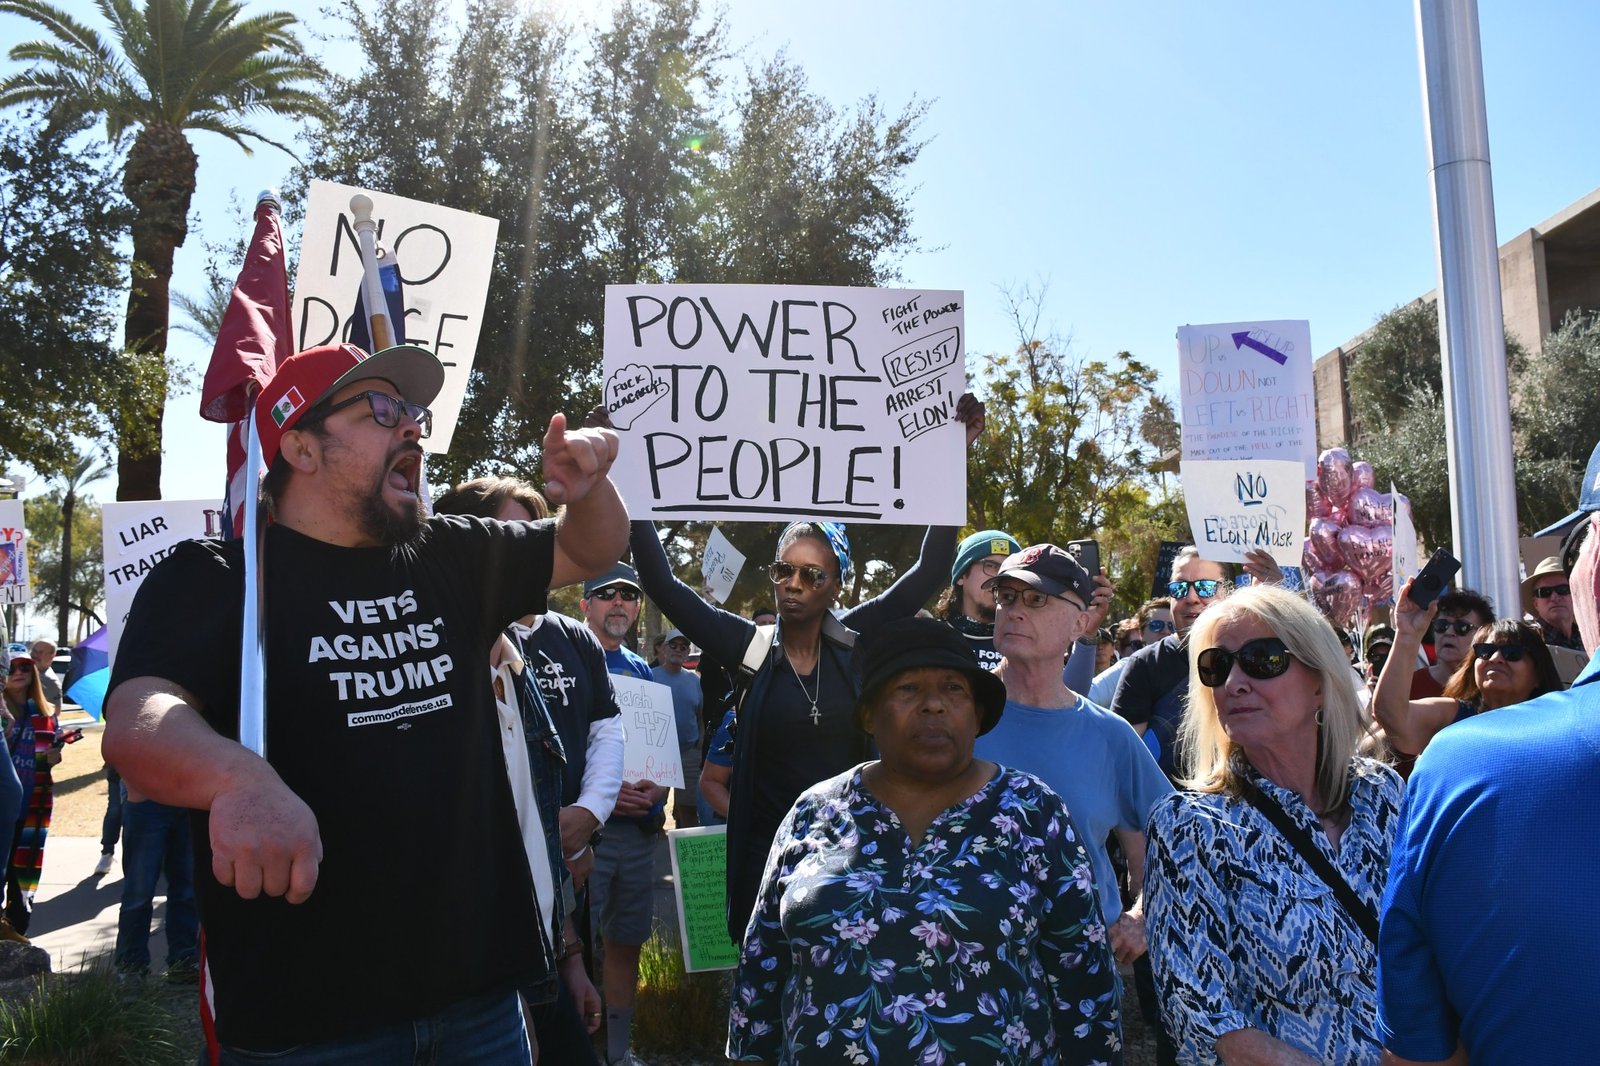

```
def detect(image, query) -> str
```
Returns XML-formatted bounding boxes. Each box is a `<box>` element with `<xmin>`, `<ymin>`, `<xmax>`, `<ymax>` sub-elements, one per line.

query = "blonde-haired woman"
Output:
<box><xmin>1143</xmin><ymin>584</ymin><xmax>1401</xmax><ymax>1066</ymax></box>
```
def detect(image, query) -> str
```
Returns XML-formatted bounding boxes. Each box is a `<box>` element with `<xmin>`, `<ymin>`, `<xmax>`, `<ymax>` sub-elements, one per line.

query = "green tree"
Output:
<box><xmin>967</xmin><ymin>286</ymin><xmax>1185</xmax><ymax>611</ymax></box>
<box><xmin>24</xmin><ymin>481</ymin><xmax>106</xmax><ymax>641</ymax></box>
<box><xmin>1511</xmin><ymin>310</ymin><xmax>1600</xmax><ymax>530</ymax></box>
<box><xmin>0</xmin><ymin>0</ymin><xmax>327</xmax><ymax>500</ymax></box>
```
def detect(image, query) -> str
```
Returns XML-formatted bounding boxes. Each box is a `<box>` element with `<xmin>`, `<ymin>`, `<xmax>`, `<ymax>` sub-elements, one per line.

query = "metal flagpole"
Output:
<box><xmin>238</xmin><ymin>406</ymin><xmax>268</xmax><ymax>756</ymax></box>
<box><xmin>1415</xmin><ymin>0</ymin><xmax>1522</xmax><ymax>613</ymax></box>
<box><xmin>350</xmin><ymin>194</ymin><xmax>396</xmax><ymax>351</ymax></box>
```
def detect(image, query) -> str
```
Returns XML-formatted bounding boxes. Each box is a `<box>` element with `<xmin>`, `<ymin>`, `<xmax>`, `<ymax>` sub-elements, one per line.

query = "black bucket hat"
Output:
<box><xmin>853</xmin><ymin>617</ymin><xmax>1007</xmax><ymax>734</ymax></box>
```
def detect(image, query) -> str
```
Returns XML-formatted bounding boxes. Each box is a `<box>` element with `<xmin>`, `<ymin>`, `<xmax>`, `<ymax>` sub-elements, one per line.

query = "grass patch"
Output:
<box><xmin>632</xmin><ymin>921</ymin><xmax>730</xmax><ymax>1056</ymax></box>
<box><xmin>0</xmin><ymin>964</ymin><xmax>187</xmax><ymax>1065</ymax></box>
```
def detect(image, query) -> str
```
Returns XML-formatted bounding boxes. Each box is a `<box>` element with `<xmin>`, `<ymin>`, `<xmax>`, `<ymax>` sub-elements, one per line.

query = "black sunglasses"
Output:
<box><xmin>1196</xmin><ymin>637</ymin><xmax>1298</xmax><ymax>687</ymax></box>
<box><xmin>589</xmin><ymin>586</ymin><xmax>640</xmax><ymax>602</ymax></box>
<box><xmin>7</xmin><ymin>662</ymin><xmax>30</xmax><ymax>675</ymax></box>
<box><xmin>768</xmin><ymin>561</ymin><xmax>830</xmax><ymax>589</ymax></box>
<box><xmin>1168</xmin><ymin>579</ymin><xmax>1221</xmax><ymax>600</ymax></box>
<box><xmin>1431</xmin><ymin>618</ymin><xmax>1476</xmax><ymax>636</ymax></box>
<box><xmin>1118</xmin><ymin>639</ymin><xmax>1144</xmax><ymax>654</ymax></box>
<box><xmin>314</xmin><ymin>390</ymin><xmax>433</xmax><ymax>438</ymax></box>
<box><xmin>1473</xmin><ymin>642</ymin><xmax>1528</xmax><ymax>663</ymax></box>
<box><xmin>1532</xmin><ymin>584</ymin><xmax>1571</xmax><ymax>600</ymax></box>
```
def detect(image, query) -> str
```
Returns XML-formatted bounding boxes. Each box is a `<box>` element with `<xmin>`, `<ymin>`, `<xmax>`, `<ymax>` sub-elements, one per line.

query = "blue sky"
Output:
<box><xmin>6</xmin><ymin>0</ymin><xmax>1600</xmax><ymax>503</ymax></box>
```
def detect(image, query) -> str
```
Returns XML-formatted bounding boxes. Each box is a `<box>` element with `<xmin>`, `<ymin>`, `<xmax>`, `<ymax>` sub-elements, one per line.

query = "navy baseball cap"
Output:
<box><xmin>583</xmin><ymin>563</ymin><xmax>640</xmax><ymax>597</ymax></box>
<box><xmin>982</xmin><ymin>543</ymin><xmax>1096</xmax><ymax>608</ymax></box>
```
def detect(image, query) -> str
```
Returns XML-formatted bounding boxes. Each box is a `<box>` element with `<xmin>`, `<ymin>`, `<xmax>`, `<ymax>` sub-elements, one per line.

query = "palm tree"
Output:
<box><xmin>53</xmin><ymin>448</ymin><xmax>113</xmax><ymax>645</ymax></box>
<box><xmin>0</xmin><ymin>0</ymin><xmax>326</xmax><ymax>500</ymax></box>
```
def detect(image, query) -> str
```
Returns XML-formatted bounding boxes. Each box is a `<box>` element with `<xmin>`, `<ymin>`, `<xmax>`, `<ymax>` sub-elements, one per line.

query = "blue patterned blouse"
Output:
<box><xmin>728</xmin><ymin>764</ymin><xmax>1122</xmax><ymax>1066</ymax></box>
<box><xmin>1144</xmin><ymin>757</ymin><xmax>1402</xmax><ymax>1066</ymax></box>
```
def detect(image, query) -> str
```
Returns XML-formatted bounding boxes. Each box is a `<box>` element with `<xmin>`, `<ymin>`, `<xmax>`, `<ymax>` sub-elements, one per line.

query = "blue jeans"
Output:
<box><xmin>113</xmin><ymin>795</ymin><xmax>198</xmax><ymax>972</ymax></box>
<box><xmin>214</xmin><ymin>989</ymin><xmax>531</xmax><ymax>1065</ymax></box>
<box><xmin>100</xmin><ymin>765</ymin><xmax>123</xmax><ymax>853</ymax></box>
<box><xmin>0</xmin><ymin>753</ymin><xmax>19</xmax><ymax>892</ymax></box>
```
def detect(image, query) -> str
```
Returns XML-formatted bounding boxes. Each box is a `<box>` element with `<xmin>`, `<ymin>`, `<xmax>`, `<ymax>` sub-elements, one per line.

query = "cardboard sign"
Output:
<box><xmin>293</xmin><ymin>180</ymin><xmax>500</xmax><ymax>453</ymax></box>
<box><xmin>0</xmin><ymin>500</ymin><xmax>27</xmax><ymax>606</ymax></box>
<box><xmin>602</xmin><ymin>284</ymin><xmax>967</xmax><ymax>524</ymax></box>
<box><xmin>610</xmin><ymin>673</ymin><xmax>684</xmax><ymax>789</ymax></box>
<box><xmin>1177</xmin><ymin>320</ymin><xmax>1317</xmax><ymax>473</ymax></box>
<box><xmin>701</xmin><ymin>527</ymin><xmax>746</xmax><ymax>604</ymax></box>
<box><xmin>102</xmin><ymin>501</ymin><xmax>225</xmax><ymax>665</ymax></box>
<box><xmin>1180</xmin><ymin>459</ymin><xmax>1306</xmax><ymax>567</ymax></box>
<box><xmin>668</xmin><ymin>827</ymin><xmax>739</xmax><ymax>972</ymax></box>
<box><xmin>1392</xmin><ymin>485</ymin><xmax>1419</xmax><ymax>597</ymax></box>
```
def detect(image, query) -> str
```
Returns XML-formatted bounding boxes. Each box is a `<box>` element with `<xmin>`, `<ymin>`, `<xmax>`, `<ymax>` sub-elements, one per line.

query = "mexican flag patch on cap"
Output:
<box><xmin>270</xmin><ymin>386</ymin><xmax>305</xmax><ymax>427</ymax></box>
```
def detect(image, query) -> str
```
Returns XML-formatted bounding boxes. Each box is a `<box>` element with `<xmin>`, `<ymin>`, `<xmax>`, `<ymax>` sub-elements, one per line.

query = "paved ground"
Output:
<box><xmin>27</xmin><ymin>834</ymin><xmax>178</xmax><ymax>973</ymax></box>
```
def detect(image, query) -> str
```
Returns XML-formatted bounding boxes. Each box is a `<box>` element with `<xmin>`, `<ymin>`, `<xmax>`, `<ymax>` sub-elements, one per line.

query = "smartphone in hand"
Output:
<box><xmin>1407</xmin><ymin>548</ymin><xmax>1462</xmax><ymax>609</ymax></box>
<box><xmin>1067</xmin><ymin>539</ymin><xmax>1102</xmax><ymax>577</ymax></box>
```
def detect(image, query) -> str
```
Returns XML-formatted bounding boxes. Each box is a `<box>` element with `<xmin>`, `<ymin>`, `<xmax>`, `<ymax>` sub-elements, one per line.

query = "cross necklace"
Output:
<box><xmin>787</xmin><ymin>643</ymin><xmax>823</xmax><ymax>725</ymax></box>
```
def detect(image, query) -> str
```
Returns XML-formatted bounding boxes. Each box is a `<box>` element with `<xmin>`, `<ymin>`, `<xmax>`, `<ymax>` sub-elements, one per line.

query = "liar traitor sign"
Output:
<box><xmin>602</xmin><ymin>284</ymin><xmax>968</xmax><ymax>524</ymax></box>
<box><xmin>102</xmin><ymin>500</ymin><xmax>225</xmax><ymax>665</ymax></box>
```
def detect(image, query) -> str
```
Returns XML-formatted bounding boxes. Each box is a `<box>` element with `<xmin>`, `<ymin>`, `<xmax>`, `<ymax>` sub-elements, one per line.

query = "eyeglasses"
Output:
<box><xmin>768</xmin><ymin>562</ymin><xmax>830</xmax><ymax>589</ymax></box>
<box><xmin>1473</xmin><ymin>642</ymin><xmax>1529</xmax><ymax>663</ymax></box>
<box><xmin>1168</xmin><ymin>579</ymin><xmax>1221</xmax><ymax>600</ymax></box>
<box><xmin>1196</xmin><ymin>637</ymin><xmax>1298</xmax><ymax>687</ymax></box>
<box><xmin>665</xmin><ymin>639</ymin><xmax>690</xmax><ymax>651</ymax></box>
<box><xmin>993</xmin><ymin>585</ymin><xmax>1083</xmax><ymax>611</ymax></box>
<box><xmin>1431</xmin><ymin>618</ymin><xmax>1476</xmax><ymax>636</ymax></box>
<box><xmin>975</xmin><ymin>558</ymin><xmax>1003</xmax><ymax>577</ymax></box>
<box><xmin>1532</xmin><ymin>584</ymin><xmax>1571</xmax><ymax>600</ymax></box>
<box><xmin>1144</xmin><ymin>619</ymin><xmax>1176</xmax><ymax>635</ymax></box>
<box><xmin>1118</xmin><ymin>639</ymin><xmax>1144</xmax><ymax>654</ymax></box>
<box><xmin>589</xmin><ymin>586</ymin><xmax>641</xmax><ymax>602</ymax></box>
<box><xmin>314</xmin><ymin>390</ymin><xmax>433</xmax><ymax>438</ymax></box>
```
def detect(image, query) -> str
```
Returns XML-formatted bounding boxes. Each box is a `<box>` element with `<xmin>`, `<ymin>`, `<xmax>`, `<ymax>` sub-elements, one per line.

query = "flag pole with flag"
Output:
<box><xmin>198</xmin><ymin>190</ymin><xmax>293</xmax><ymax>759</ymax></box>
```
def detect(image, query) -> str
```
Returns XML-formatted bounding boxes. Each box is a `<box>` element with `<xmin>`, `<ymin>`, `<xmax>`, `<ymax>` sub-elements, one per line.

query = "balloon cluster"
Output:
<box><xmin>1304</xmin><ymin>447</ymin><xmax>1395</xmax><ymax>628</ymax></box>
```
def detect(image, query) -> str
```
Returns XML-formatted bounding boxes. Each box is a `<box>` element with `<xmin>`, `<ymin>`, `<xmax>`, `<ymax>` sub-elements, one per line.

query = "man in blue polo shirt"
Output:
<box><xmin>1379</xmin><ymin>440</ymin><xmax>1600</xmax><ymax>1064</ymax></box>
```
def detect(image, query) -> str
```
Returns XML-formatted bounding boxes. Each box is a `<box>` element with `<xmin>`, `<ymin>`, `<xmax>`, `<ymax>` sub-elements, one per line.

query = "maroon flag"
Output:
<box><xmin>199</xmin><ymin>195</ymin><xmax>293</xmax><ymax>536</ymax></box>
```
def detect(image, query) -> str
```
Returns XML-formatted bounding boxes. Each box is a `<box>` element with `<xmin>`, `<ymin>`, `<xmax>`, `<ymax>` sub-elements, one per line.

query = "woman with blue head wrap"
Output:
<box><xmin>627</xmin><ymin>395</ymin><xmax>988</xmax><ymax>946</ymax></box>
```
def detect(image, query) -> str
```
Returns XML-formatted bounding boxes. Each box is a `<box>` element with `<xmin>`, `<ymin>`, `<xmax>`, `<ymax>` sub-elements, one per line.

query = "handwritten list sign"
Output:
<box><xmin>609</xmin><ymin>673</ymin><xmax>685</xmax><ymax>789</ymax></box>
<box><xmin>668</xmin><ymin>827</ymin><xmax>738</xmax><ymax>971</ymax></box>
<box><xmin>602</xmin><ymin>284</ymin><xmax>967</xmax><ymax>524</ymax></box>
<box><xmin>1180</xmin><ymin>459</ymin><xmax>1306</xmax><ymax>567</ymax></box>
<box><xmin>1177</xmin><ymin>320</ymin><xmax>1317</xmax><ymax>474</ymax></box>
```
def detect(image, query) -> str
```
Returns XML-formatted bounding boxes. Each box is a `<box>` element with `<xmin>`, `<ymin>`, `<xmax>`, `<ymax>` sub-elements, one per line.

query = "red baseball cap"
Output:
<box><xmin>255</xmin><ymin>343</ymin><xmax>445</xmax><ymax>463</ymax></box>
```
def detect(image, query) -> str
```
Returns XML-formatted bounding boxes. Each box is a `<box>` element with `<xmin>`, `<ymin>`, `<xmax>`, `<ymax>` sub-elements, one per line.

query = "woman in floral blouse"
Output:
<box><xmin>1144</xmin><ymin>585</ymin><xmax>1402</xmax><ymax>1066</ymax></box>
<box><xmin>728</xmin><ymin>617</ymin><xmax>1121</xmax><ymax>1066</ymax></box>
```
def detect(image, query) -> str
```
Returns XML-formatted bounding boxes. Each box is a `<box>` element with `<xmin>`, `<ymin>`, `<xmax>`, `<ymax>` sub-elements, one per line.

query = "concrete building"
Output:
<box><xmin>1314</xmin><ymin>186</ymin><xmax>1600</xmax><ymax>450</ymax></box>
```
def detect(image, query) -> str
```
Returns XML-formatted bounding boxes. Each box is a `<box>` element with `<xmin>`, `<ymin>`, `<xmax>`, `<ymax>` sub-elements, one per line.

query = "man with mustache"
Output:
<box><xmin>103</xmin><ymin>342</ymin><xmax>626</xmax><ymax>1065</ymax></box>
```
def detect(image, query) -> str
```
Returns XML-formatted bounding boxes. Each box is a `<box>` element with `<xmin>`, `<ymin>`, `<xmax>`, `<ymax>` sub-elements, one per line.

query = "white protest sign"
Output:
<box><xmin>293</xmin><ymin>180</ymin><xmax>500</xmax><ymax>453</ymax></box>
<box><xmin>103</xmin><ymin>500</ymin><xmax>225</xmax><ymax>665</ymax></box>
<box><xmin>701</xmin><ymin>527</ymin><xmax>746</xmax><ymax>603</ymax></box>
<box><xmin>1180</xmin><ymin>459</ymin><xmax>1306</xmax><ymax>567</ymax></box>
<box><xmin>1177</xmin><ymin>320</ymin><xmax>1317</xmax><ymax>474</ymax></box>
<box><xmin>0</xmin><ymin>500</ymin><xmax>27</xmax><ymax>606</ymax></box>
<box><xmin>610</xmin><ymin>673</ymin><xmax>685</xmax><ymax>789</ymax></box>
<box><xmin>603</xmin><ymin>284</ymin><xmax>967</xmax><ymax>524</ymax></box>
<box><xmin>1391</xmin><ymin>484</ymin><xmax>1419</xmax><ymax>596</ymax></box>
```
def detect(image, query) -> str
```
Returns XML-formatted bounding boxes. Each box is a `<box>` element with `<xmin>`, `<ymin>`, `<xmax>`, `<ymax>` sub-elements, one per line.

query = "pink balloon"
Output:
<box><xmin>1347</xmin><ymin>487</ymin><xmax>1394</xmax><ymax>528</ymax></box>
<box><xmin>1318</xmin><ymin>448</ymin><xmax>1356</xmax><ymax>509</ymax></box>
<box><xmin>1306</xmin><ymin>480</ymin><xmax>1332</xmax><ymax>519</ymax></box>
<box><xmin>1305</xmin><ymin>516</ymin><xmax>1346</xmax><ymax>572</ymax></box>
<box><xmin>1363</xmin><ymin>570</ymin><xmax>1395</xmax><ymax>603</ymax></box>
<box><xmin>1352</xmin><ymin>461</ymin><xmax>1377</xmax><ymax>491</ymax></box>
<box><xmin>1338</xmin><ymin>523</ymin><xmax>1394</xmax><ymax>586</ymax></box>
<box><xmin>1311</xmin><ymin>569</ymin><xmax>1363</xmax><ymax>628</ymax></box>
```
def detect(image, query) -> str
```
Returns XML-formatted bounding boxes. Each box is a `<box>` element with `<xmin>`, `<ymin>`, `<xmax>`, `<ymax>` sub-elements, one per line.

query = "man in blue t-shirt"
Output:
<box><xmin>651</xmin><ymin>628</ymin><xmax>702</xmax><ymax>828</ymax></box>
<box><xmin>580</xmin><ymin>564</ymin><xmax>665</xmax><ymax>1066</ymax></box>
<box><xmin>1379</xmin><ymin>442</ymin><xmax>1600</xmax><ymax>1065</ymax></box>
<box><xmin>973</xmin><ymin>543</ymin><xmax>1174</xmax><ymax>1061</ymax></box>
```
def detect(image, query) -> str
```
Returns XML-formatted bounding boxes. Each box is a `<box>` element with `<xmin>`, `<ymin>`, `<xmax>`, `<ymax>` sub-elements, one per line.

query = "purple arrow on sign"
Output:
<box><xmin>1231</xmin><ymin>331</ymin><xmax>1288</xmax><ymax>365</ymax></box>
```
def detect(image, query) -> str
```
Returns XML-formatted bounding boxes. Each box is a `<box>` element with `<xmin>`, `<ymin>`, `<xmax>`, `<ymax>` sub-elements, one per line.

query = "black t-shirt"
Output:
<box><xmin>512</xmin><ymin>612</ymin><xmax>620</xmax><ymax>808</ymax></box>
<box><xmin>1109</xmin><ymin>633</ymin><xmax>1190</xmax><ymax>777</ymax></box>
<box><xmin>949</xmin><ymin>614</ymin><xmax>1002</xmax><ymax>671</ymax></box>
<box><xmin>109</xmin><ymin>516</ymin><xmax>556</xmax><ymax>1051</ymax></box>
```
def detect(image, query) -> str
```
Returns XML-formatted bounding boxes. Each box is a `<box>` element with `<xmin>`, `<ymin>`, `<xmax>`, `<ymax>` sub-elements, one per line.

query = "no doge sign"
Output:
<box><xmin>602</xmin><ymin>284</ymin><xmax>968</xmax><ymax>524</ymax></box>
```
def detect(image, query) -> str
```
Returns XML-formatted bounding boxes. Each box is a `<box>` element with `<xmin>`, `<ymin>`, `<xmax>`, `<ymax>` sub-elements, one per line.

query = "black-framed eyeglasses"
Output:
<box><xmin>313</xmin><ymin>390</ymin><xmax>432</xmax><ymax>438</ymax></box>
<box><xmin>993</xmin><ymin>585</ymin><xmax>1083</xmax><ymax>611</ymax></box>
<box><xmin>1168</xmin><ymin>579</ymin><xmax>1221</xmax><ymax>600</ymax></box>
<box><xmin>589</xmin><ymin>586</ymin><xmax>640</xmax><ymax>602</ymax></box>
<box><xmin>768</xmin><ymin>561</ymin><xmax>830</xmax><ymax>589</ymax></box>
<box><xmin>1196</xmin><ymin>637</ymin><xmax>1298</xmax><ymax>687</ymax></box>
<box><xmin>1432</xmin><ymin>618</ymin><xmax>1476</xmax><ymax>636</ymax></box>
<box><xmin>1473</xmin><ymin>642</ymin><xmax>1528</xmax><ymax>663</ymax></box>
<box><xmin>1532</xmin><ymin>584</ymin><xmax>1571</xmax><ymax>600</ymax></box>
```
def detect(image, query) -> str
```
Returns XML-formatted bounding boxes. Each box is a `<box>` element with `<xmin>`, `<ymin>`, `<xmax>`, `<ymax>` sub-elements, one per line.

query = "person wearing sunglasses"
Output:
<box><xmin>934</xmin><ymin>528</ymin><xmax>1021</xmax><ymax>670</ymax></box>
<box><xmin>1523</xmin><ymin>556</ymin><xmax>1582</xmax><ymax>651</ymax></box>
<box><xmin>1088</xmin><ymin>598</ymin><xmax>1175</xmax><ymax>708</ymax></box>
<box><xmin>1374</xmin><ymin>593</ymin><xmax>1562</xmax><ymax>763</ymax></box>
<box><xmin>1406</xmin><ymin>588</ymin><xmax>1494</xmax><ymax>701</ymax></box>
<box><xmin>104</xmin><ymin>342</ymin><xmax>629</xmax><ymax>1064</ymax></box>
<box><xmin>0</xmin><ymin>659</ymin><xmax>38</xmax><ymax>942</ymax></box>
<box><xmin>975</xmin><ymin>544</ymin><xmax>1173</xmax><ymax>1062</ymax></box>
<box><xmin>1144</xmin><ymin>584</ymin><xmax>1403</xmax><ymax>1066</ymax></box>
<box><xmin>1111</xmin><ymin>547</ymin><xmax>1234</xmax><ymax>782</ymax></box>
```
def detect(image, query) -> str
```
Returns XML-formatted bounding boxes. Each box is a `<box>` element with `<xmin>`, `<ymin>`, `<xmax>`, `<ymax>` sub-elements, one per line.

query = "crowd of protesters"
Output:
<box><xmin>77</xmin><ymin>337</ymin><xmax>1600</xmax><ymax>1066</ymax></box>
